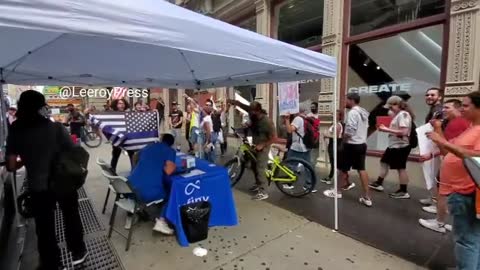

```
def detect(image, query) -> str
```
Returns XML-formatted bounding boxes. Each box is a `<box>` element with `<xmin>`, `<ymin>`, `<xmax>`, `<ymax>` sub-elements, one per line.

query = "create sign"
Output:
<box><xmin>348</xmin><ymin>83</ymin><xmax>411</xmax><ymax>94</ymax></box>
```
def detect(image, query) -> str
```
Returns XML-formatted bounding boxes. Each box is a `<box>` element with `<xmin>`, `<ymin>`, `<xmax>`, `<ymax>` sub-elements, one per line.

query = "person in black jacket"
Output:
<box><xmin>6</xmin><ymin>90</ymin><xmax>87</xmax><ymax>270</ymax></box>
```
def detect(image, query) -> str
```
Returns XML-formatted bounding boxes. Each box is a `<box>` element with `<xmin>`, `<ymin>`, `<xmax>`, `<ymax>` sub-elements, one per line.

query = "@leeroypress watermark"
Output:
<box><xmin>59</xmin><ymin>87</ymin><xmax>149</xmax><ymax>99</ymax></box>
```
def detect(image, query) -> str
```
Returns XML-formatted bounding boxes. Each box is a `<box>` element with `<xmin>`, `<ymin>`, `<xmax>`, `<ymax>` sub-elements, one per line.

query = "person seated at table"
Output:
<box><xmin>128</xmin><ymin>133</ymin><xmax>177</xmax><ymax>234</ymax></box>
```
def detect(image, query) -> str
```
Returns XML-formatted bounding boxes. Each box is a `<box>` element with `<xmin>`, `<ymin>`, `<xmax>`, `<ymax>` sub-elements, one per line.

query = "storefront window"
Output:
<box><xmin>277</xmin><ymin>0</ymin><xmax>323</xmax><ymax>47</ymax></box>
<box><xmin>233</xmin><ymin>85</ymin><xmax>256</xmax><ymax>128</ymax></box>
<box><xmin>346</xmin><ymin>24</ymin><xmax>443</xmax><ymax>152</ymax></box>
<box><xmin>350</xmin><ymin>0</ymin><xmax>445</xmax><ymax>36</ymax></box>
<box><xmin>276</xmin><ymin>80</ymin><xmax>321</xmax><ymax>139</ymax></box>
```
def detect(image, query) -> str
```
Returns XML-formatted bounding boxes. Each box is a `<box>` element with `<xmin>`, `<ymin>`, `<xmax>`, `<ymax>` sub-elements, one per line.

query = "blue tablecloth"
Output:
<box><xmin>165</xmin><ymin>153</ymin><xmax>238</xmax><ymax>246</ymax></box>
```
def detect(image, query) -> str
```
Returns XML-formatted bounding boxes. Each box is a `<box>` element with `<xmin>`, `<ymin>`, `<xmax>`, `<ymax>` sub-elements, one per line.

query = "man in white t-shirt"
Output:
<box><xmin>201</xmin><ymin>99</ymin><xmax>216</xmax><ymax>163</ymax></box>
<box><xmin>285</xmin><ymin>103</ymin><xmax>316</xmax><ymax>192</ymax></box>
<box><xmin>307</xmin><ymin>102</ymin><xmax>320</xmax><ymax>164</ymax></box>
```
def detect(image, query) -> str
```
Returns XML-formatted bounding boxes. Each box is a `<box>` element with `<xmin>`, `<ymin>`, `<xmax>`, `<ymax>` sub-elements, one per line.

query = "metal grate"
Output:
<box><xmin>59</xmin><ymin>247</ymin><xmax>74</xmax><ymax>270</ymax></box>
<box><xmin>78</xmin><ymin>187</ymin><xmax>88</xmax><ymax>200</ymax></box>
<box><xmin>55</xmin><ymin>200</ymin><xmax>105</xmax><ymax>243</ymax></box>
<box><xmin>78</xmin><ymin>236</ymin><xmax>125</xmax><ymax>270</ymax></box>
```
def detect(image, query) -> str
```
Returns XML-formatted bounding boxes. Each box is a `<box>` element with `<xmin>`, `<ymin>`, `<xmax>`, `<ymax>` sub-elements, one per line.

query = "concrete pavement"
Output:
<box><xmin>85</xmin><ymin>144</ymin><xmax>424</xmax><ymax>270</ymax></box>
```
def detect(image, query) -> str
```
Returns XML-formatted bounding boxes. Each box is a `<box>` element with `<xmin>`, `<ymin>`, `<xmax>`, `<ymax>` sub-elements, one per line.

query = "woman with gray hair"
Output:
<box><xmin>369</xmin><ymin>95</ymin><xmax>415</xmax><ymax>199</ymax></box>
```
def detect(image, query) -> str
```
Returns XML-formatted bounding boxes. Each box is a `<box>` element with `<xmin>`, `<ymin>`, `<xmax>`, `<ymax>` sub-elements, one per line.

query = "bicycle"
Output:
<box><xmin>64</xmin><ymin>123</ymin><xmax>103</xmax><ymax>148</ymax></box>
<box><xmin>82</xmin><ymin>125</ymin><xmax>103</xmax><ymax>148</ymax></box>
<box><xmin>224</xmin><ymin>127</ymin><xmax>317</xmax><ymax>197</ymax></box>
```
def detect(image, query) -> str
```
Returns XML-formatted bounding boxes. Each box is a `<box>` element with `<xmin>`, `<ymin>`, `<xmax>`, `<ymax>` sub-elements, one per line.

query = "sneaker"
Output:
<box><xmin>303</xmin><ymin>187</ymin><xmax>318</xmax><ymax>193</ymax></box>
<box><xmin>283</xmin><ymin>184</ymin><xmax>295</xmax><ymax>190</ymax></box>
<box><xmin>445</xmin><ymin>224</ymin><xmax>452</xmax><ymax>232</ymax></box>
<box><xmin>420</xmin><ymin>197</ymin><xmax>437</xmax><ymax>205</ymax></box>
<box><xmin>320</xmin><ymin>178</ymin><xmax>332</xmax><ymax>185</ymax></box>
<box><xmin>72</xmin><ymin>251</ymin><xmax>89</xmax><ymax>266</ymax></box>
<box><xmin>323</xmin><ymin>189</ymin><xmax>342</xmax><ymax>199</ymax></box>
<box><xmin>253</xmin><ymin>191</ymin><xmax>269</xmax><ymax>201</ymax></box>
<box><xmin>342</xmin><ymin>182</ymin><xmax>356</xmax><ymax>191</ymax></box>
<box><xmin>419</xmin><ymin>218</ymin><xmax>447</xmax><ymax>233</ymax></box>
<box><xmin>153</xmin><ymin>218</ymin><xmax>174</xmax><ymax>235</ymax></box>
<box><xmin>389</xmin><ymin>191</ymin><xmax>411</xmax><ymax>199</ymax></box>
<box><xmin>359</xmin><ymin>197</ymin><xmax>373</xmax><ymax>207</ymax></box>
<box><xmin>249</xmin><ymin>185</ymin><xmax>261</xmax><ymax>192</ymax></box>
<box><xmin>422</xmin><ymin>205</ymin><xmax>437</xmax><ymax>214</ymax></box>
<box><xmin>369</xmin><ymin>182</ymin><xmax>384</xmax><ymax>192</ymax></box>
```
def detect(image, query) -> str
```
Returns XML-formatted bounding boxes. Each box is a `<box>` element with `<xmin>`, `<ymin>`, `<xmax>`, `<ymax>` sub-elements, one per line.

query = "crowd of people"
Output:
<box><xmin>315</xmin><ymin>89</ymin><xmax>480</xmax><ymax>270</ymax></box>
<box><xmin>5</xmin><ymin>88</ymin><xmax>480</xmax><ymax>269</ymax></box>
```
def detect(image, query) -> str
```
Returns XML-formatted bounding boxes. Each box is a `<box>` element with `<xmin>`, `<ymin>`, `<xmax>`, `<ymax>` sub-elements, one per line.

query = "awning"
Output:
<box><xmin>0</xmin><ymin>0</ymin><xmax>336</xmax><ymax>89</ymax></box>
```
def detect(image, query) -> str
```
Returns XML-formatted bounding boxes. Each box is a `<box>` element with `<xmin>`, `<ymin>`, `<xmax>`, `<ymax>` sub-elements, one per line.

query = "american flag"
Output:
<box><xmin>90</xmin><ymin>111</ymin><xmax>159</xmax><ymax>150</ymax></box>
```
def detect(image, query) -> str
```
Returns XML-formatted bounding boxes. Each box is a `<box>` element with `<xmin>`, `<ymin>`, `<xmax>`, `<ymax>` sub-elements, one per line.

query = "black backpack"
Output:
<box><xmin>409</xmin><ymin>122</ymin><xmax>418</xmax><ymax>148</ymax></box>
<box><xmin>50</xmin><ymin>124</ymin><xmax>89</xmax><ymax>194</ymax></box>
<box><xmin>212</xmin><ymin>112</ymin><xmax>222</xmax><ymax>132</ymax></box>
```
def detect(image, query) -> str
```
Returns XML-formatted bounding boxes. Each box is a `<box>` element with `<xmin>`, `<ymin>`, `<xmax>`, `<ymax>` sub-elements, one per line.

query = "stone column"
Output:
<box><xmin>444</xmin><ymin>0</ymin><xmax>480</xmax><ymax>98</ymax></box>
<box><xmin>316</xmin><ymin>0</ymin><xmax>344</xmax><ymax>167</ymax></box>
<box><xmin>254</xmin><ymin>0</ymin><xmax>272</xmax><ymax>112</ymax></box>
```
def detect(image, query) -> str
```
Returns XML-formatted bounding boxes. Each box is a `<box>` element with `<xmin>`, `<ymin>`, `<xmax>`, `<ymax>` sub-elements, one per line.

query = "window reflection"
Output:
<box><xmin>277</xmin><ymin>0</ymin><xmax>324</xmax><ymax>47</ymax></box>
<box><xmin>347</xmin><ymin>25</ymin><xmax>443</xmax><ymax>152</ymax></box>
<box><xmin>350</xmin><ymin>0</ymin><xmax>445</xmax><ymax>35</ymax></box>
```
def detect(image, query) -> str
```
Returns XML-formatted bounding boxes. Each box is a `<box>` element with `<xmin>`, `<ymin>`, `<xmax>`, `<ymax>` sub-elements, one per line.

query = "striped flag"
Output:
<box><xmin>91</xmin><ymin>111</ymin><xmax>159</xmax><ymax>151</ymax></box>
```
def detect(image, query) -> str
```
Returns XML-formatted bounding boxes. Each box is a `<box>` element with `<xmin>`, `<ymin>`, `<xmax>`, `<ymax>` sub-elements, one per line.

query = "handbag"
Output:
<box><xmin>464</xmin><ymin>157</ymin><xmax>480</xmax><ymax>188</ymax></box>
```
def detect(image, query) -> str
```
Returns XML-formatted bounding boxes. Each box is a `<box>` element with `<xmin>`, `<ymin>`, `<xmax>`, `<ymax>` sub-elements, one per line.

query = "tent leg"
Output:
<box><xmin>333</xmin><ymin>77</ymin><xmax>338</xmax><ymax>231</ymax></box>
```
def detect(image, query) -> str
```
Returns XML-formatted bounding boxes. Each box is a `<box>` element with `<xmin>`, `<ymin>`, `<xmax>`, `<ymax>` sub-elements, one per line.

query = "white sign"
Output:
<box><xmin>50</xmin><ymin>108</ymin><xmax>61</xmax><ymax>115</ymax></box>
<box><xmin>348</xmin><ymin>83</ymin><xmax>411</xmax><ymax>94</ymax></box>
<box><xmin>278</xmin><ymin>82</ymin><xmax>299</xmax><ymax>115</ymax></box>
<box><xmin>416</xmin><ymin>123</ymin><xmax>439</xmax><ymax>156</ymax></box>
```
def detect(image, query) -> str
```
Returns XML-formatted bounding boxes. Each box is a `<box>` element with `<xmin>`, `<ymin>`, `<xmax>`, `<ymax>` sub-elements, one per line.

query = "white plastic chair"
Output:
<box><xmin>96</xmin><ymin>158</ymin><xmax>116</xmax><ymax>214</ymax></box>
<box><xmin>102</xmin><ymin>171</ymin><xmax>163</xmax><ymax>251</ymax></box>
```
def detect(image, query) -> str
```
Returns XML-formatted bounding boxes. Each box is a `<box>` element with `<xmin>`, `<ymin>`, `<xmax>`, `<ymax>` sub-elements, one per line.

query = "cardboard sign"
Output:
<box><xmin>278</xmin><ymin>82</ymin><xmax>299</xmax><ymax>115</ymax></box>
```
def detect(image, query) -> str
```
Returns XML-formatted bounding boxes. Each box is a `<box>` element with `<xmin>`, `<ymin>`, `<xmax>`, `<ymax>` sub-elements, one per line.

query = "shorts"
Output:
<box><xmin>189</xmin><ymin>127</ymin><xmax>201</xmax><ymax>145</ymax></box>
<box><xmin>380</xmin><ymin>146</ymin><xmax>411</xmax><ymax>170</ymax></box>
<box><xmin>338</xmin><ymin>143</ymin><xmax>367</xmax><ymax>172</ymax></box>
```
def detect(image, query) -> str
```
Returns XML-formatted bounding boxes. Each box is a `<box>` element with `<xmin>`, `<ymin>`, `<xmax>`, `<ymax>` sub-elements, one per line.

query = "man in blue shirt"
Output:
<box><xmin>128</xmin><ymin>134</ymin><xmax>177</xmax><ymax>234</ymax></box>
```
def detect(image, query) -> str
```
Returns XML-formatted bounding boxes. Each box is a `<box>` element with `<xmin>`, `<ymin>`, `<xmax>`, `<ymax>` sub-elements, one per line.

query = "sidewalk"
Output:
<box><xmin>86</xmin><ymin>144</ymin><xmax>424</xmax><ymax>270</ymax></box>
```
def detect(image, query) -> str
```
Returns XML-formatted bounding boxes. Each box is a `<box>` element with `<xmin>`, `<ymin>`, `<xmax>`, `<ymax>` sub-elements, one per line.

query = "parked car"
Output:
<box><xmin>0</xmin><ymin>90</ymin><xmax>20</xmax><ymax>270</ymax></box>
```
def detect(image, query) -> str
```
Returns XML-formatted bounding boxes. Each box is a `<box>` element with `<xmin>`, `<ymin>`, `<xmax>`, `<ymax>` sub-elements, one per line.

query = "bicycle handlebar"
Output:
<box><xmin>231</xmin><ymin>126</ymin><xmax>252</xmax><ymax>145</ymax></box>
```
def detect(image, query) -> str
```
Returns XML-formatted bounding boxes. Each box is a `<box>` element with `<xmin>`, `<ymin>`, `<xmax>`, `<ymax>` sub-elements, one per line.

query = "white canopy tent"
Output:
<box><xmin>0</xmin><ymin>0</ymin><xmax>335</xmax><ymax>88</ymax></box>
<box><xmin>0</xmin><ymin>0</ymin><xmax>340</xmax><ymax>230</ymax></box>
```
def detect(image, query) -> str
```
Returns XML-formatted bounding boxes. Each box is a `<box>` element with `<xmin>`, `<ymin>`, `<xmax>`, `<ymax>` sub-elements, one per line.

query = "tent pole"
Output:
<box><xmin>333</xmin><ymin>77</ymin><xmax>338</xmax><ymax>231</ymax></box>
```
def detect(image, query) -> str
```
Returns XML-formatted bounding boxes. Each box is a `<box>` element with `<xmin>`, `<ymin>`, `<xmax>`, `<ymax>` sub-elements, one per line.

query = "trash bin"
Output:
<box><xmin>180</xmin><ymin>201</ymin><xmax>211</xmax><ymax>243</ymax></box>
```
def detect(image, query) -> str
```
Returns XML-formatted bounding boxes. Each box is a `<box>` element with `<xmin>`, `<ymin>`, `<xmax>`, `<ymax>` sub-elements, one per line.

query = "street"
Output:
<box><xmin>82</xmin><ymin>143</ymin><xmax>424</xmax><ymax>270</ymax></box>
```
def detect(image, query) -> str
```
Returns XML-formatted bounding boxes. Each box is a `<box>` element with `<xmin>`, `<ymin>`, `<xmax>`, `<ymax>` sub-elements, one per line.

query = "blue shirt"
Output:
<box><xmin>128</xmin><ymin>142</ymin><xmax>176</xmax><ymax>203</ymax></box>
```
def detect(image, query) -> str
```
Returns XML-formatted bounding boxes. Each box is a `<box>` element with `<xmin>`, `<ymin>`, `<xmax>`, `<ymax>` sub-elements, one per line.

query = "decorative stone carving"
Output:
<box><xmin>451</xmin><ymin>0</ymin><xmax>479</xmax><ymax>14</ymax></box>
<box><xmin>446</xmin><ymin>0</ymin><xmax>479</xmax><ymax>96</ymax></box>
<box><xmin>318</xmin><ymin>94</ymin><xmax>333</xmax><ymax>101</ymax></box>
<box><xmin>445</xmin><ymin>85</ymin><xmax>476</xmax><ymax>96</ymax></box>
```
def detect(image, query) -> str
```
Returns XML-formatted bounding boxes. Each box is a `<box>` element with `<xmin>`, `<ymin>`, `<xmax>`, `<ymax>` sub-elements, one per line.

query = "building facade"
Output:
<box><xmin>172</xmin><ymin>0</ymin><xmax>480</xmax><ymax>166</ymax></box>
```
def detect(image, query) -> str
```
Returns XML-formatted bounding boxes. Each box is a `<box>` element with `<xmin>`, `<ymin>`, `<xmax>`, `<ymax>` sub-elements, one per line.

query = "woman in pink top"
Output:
<box><xmin>428</xmin><ymin>91</ymin><xmax>480</xmax><ymax>270</ymax></box>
